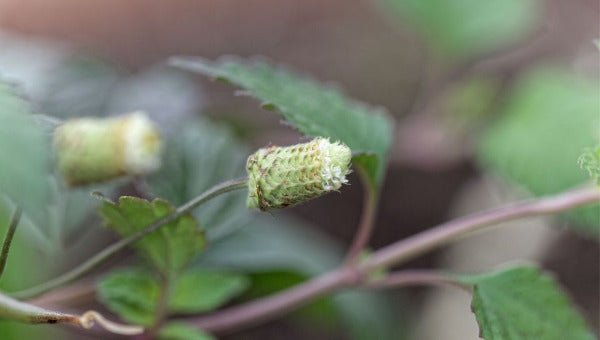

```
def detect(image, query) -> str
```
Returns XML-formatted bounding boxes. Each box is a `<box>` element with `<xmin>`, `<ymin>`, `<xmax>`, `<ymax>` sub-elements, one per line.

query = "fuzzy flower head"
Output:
<box><xmin>246</xmin><ymin>137</ymin><xmax>351</xmax><ymax>211</ymax></box>
<box><xmin>54</xmin><ymin>112</ymin><xmax>162</xmax><ymax>186</ymax></box>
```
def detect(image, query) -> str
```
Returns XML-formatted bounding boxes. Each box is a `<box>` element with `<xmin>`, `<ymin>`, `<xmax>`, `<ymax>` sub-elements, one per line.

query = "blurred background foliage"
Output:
<box><xmin>0</xmin><ymin>0</ymin><xmax>598</xmax><ymax>339</ymax></box>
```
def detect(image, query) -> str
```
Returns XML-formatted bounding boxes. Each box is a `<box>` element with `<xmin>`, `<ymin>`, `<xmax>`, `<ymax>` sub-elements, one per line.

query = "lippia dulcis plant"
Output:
<box><xmin>0</xmin><ymin>56</ymin><xmax>598</xmax><ymax>340</ymax></box>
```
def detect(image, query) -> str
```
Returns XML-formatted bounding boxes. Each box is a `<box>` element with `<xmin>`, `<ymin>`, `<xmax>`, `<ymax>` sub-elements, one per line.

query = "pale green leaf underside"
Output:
<box><xmin>0</xmin><ymin>80</ymin><xmax>51</xmax><ymax>230</ymax></box>
<box><xmin>169</xmin><ymin>56</ymin><xmax>393</xmax><ymax>188</ymax></box>
<box><xmin>478</xmin><ymin>67</ymin><xmax>600</xmax><ymax>236</ymax></box>
<box><xmin>460</xmin><ymin>266</ymin><xmax>594</xmax><ymax>340</ymax></box>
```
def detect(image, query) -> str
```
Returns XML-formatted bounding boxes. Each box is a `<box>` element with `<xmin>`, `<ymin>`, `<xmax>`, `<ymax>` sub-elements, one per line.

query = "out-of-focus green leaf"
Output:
<box><xmin>459</xmin><ymin>265</ymin><xmax>594</xmax><ymax>340</ymax></box>
<box><xmin>96</xmin><ymin>269</ymin><xmax>160</xmax><ymax>327</ymax></box>
<box><xmin>383</xmin><ymin>0</ymin><xmax>538</xmax><ymax>58</ymax></box>
<box><xmin>99</xmin><ymin>197</ymin><xmax>205</xmax><ymax>274</ymax></box>
<box><xmin>159</xmin><ymin>323</ymin><xmax>215</xmax><ymax>340</ymax></box>
<box><xmin>578</xmin><ymin>146</ymin><xmax>600</xmax><ymax>185</ymax></box>
<box><xmin>478</xmin><ymin>67</ymin><xmax>600</xmax><ymax>236</ymax></box>
<box><xmin>0</xmin><ymin>80</ymin><xmax>51</xmax><ymax>231</ymax></box>
<box><xmin>148</xmin><ymin>118</ymin><xmax>250</xmax><ymax>241</ymax></box>
<box><xmin>198</xmin><ymin>215</ymin><xmax>402</xmax><ymax>340</ymax></box>
<box><xmin>169</xmin><ymin>268</ymin><xmax>248</xmax><ymax>314</ymax></box>
<box><xmin>170</xmin><ymin>56</ymin><xmax>393</xmax><ymax>189</ymax></box>
<box><xmin>38</xmin><ymin>55</ymin><xmax>119</xmax><ymax>119</ymax></box>
<box><xmin>107</xmin><ymin>65</ymin><xmax>203</xmax><ymax>134</ymax></box>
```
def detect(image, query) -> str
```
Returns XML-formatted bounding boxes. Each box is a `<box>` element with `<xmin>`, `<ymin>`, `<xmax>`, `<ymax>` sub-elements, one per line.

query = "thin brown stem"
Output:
<box><xmin>0</xmin><ymin>291</ymin><xmax>142</xmax><ymax>335</ymax></box>
<box><xmin>361</xmin><ymin>186</ymin><xmax>600</xmax><ymax>271</ymax></box>
<box><xmin>364</xmin><ymin>270</ymin><xmax>470</xmax><ymax>292</ymax></box>
<box><xmin>344</xmin><ymin>169</ymin><xmax>378</xmax><ymax>264</ymax></box>
<box><xmin>188</xmin><ymin>186</ymin><xmax>599</xmax><ymax>334</ymax></box>
<box><xmin>188</xmin><ymin>267</ymin><xmax>357</xmax><ymax>334</ymax></box>
<box><xmin>149</xmin><ymin>274</ymin><xmax>170</xmax><ymax>336</ymax></box>
<box><xmin>0</xmin><ymin>207</ymin><xmax>22</xmax><ymax>279</ymax></box>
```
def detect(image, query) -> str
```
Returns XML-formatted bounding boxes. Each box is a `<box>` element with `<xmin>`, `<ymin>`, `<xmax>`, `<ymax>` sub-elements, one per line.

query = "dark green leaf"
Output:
<box><xmin>198</xmin><ymin>215</ymin><xmax>401</xmax><ymax>340</ymax></box>
<box><xmin>159</xmin><ymin>323</ymin><xmax>215</xmax><ymax>340</ymax></box>
<box><xmin>169</xmin><ymin>56</ymin><xmax>393</xmax><ymax>188</ymax></box>
<box><xmin>382</xmin><ymin>0</ymin><xmax>538</xmax><ymax>58</ymax></box>
<box><xmin>459</xmin><ymin>265</ymin><xmax>594</xmax><ymax>340</ymax></box>
<box><xmin>96</xmin><ymin>269</ymin><xmax>160</xmax><ymax>327</ymax></box>
<box><xmin>478</xmin><ymin>67</ymin><xmax>600</xmax><ymax>236</ymax></box>
<box><xmin>0</xmin><ymin>80</ymin><xmax>51</xmax><ymax>231</ymax></box>
<box><xmin>99</xmin><ymin>196</ymin><xmax>205</xmax><ymax>274</ymax></box>
<box><xmin>169</xmin><ymin>268</ymin><xmax>248</xmax><ymax>314</ymax></box>
<box><xmin>147</xmin><ymin>118</ymin><xmax>250</xmax><ymax>241</ymax></box>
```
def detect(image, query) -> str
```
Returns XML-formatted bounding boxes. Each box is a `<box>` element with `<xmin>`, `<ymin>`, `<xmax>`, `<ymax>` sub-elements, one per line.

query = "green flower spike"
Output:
<box><xmin>246</xmin><ymin>137</ymin><xmax>352</xmax><ymax>211</ymax></box>
<box><xmin>53</xmin><ymin>112</ymin><xmax>162</xmax><ymax>186</ymax></box>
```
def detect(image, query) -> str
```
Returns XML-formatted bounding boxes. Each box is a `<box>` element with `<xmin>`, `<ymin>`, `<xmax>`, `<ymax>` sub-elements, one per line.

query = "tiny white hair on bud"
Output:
<box><xmin>122</xmin><ymin>112</ymin><xmax>162</xmax><ymax>174</ymax></box>
<box><xmin>317</xmin><ymin>138</ymin><xmax>350</xmax><ymax>192</ymax></box>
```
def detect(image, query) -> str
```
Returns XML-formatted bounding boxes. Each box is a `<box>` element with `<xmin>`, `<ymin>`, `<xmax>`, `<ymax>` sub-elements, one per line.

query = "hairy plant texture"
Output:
<box><xmin>246</xmin><ymin>137</ymin><xmax>351</xmax><ymax>210</ymax></box>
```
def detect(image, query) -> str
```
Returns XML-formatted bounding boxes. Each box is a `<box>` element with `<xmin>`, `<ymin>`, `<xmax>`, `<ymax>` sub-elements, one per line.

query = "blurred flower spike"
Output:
<box><xmin>53</xmin><ymin>112</ymin><xmax>163</xmax><ymax>186</ymax></box>
<box><xmin>246</xmin><ymin>137</ymin><xmax>351</xmax><ymax>211</ymax></box>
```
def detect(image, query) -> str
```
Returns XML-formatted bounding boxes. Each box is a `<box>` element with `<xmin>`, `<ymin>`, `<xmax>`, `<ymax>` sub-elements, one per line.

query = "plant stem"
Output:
<box><xmin>189</xmin><ymin>186</ymin><xmax>600</xmax><ymax>333</ymax></box>
<box><xmin>364</xmin><ymin>270</ymin><xmax>469</xmax><ymax>292</ymax></box>
<box><xmin>344</xmin><ymin>169</ymin><xmax>378</xmax><ymax>264</ymax></box>
<box><xmin>190</xmin><ymin>267</ymin><xmax>357</xmax><ymax>334</ymax></box>
<box><xmin>0</xmin><ymin>207</ymin><xmax>22</xmax><ymax>280</ymax></box>
<box><xmin>0</xmin><ymin>291</ymin><xmax>142</xmax><ymax>335</ymax></box>
<box><xmin>361</xmin><ymin>186</ymin><xmax>599</xmax><ymax>271</ymax></box>
<box><xmin>10</xmin><ymin>177</ymin><xmax>248</xmax><ymax>300</ymax></box>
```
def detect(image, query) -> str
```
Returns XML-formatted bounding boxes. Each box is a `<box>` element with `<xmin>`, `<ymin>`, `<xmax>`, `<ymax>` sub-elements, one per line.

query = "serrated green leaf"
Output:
<box><xmin>159</xmin><ymin>323</ymin><xmax>215</xmax><ymax>340</ymax></box>
<box><xmin>169</xmin><ymin>268</ymin><xmax>248</xmax><ymax>314</ymax></box>
<box><xmin>0</xmin><ymin>80</ymin><xmax>51</xmax><ymax>231</ymax></box>
<box><xmin>478</xmin><ymin>67</ymin><xmax>600</xmax><ymax>236</ymax></box>
<box><xmin>99</xmin><ymin>196</ymin><xmax>205</xmax><ymax>274</ymax></box>
<box><xmin>96</xmin><ymin>269</ymin><xmax>160</xmax><ymax>327</ymax></box>
<box><xmin>382</xmin><ymin>0</ymin><xmax>538</xmax><ymax>58</ymax></box>
<box><xmin>459</xmin><ymin>266</ymin><xmax>594</xmax><ymax>340</ymax></box>
<box><xmin>147</xmin><ymin>118</ymin><xmax>250</xmax><ymax>241</ymax></box>
<box><xmin>170</xmin><ymin>56</ymin><xmax>393</xmax><ymax>188</ymax></box>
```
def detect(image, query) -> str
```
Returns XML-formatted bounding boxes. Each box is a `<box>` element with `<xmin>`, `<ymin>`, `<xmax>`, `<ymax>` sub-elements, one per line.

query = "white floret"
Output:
<box><xmin>122</xmin><ymin>112</ymin><xmax>162</xmax><ymax>173</ymax></box>
<box><xmin>317</xmin><ymin>138</ymin><xmax>349</xmax><ymax>191</ymax></box>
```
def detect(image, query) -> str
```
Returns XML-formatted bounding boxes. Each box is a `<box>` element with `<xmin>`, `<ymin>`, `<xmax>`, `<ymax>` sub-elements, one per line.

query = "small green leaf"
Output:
<box><xmin>169</xmin><ymin>56</ymin><xmax>393</xmax><ymax>189</ymax></box>
<box><xmin>159</xmin><ymin>323</ymin><xmax>215</xmax><ymax>340</ymax></box>
<box><xmin>169</xmin><ymin>268</ymin><xmax>248</xmax><ymax>314</ymax></box>
<box><xmin>578</xmin><ymin>146</ymin><xmax>600</xmax><ymax>185</ymax></box>
<box><xmin>459</xmin><ymin>265</ymin><xmax>594</xmax><ymax>340</ymax></box>
<box><xmin>478</xmin><ymin>67</ymin><xmax>600</xmax><ymax>236</ymax></box>
<box><xmin>382</xmin><ymin>0</ymin><xmax>538</xmax><ymax>58</ymax></box>
<box><xmin>0</xmin><ymin>80</ymin><xmax>51</xmax><ymax>230</ymax></box>
<box><xmin>96</xmin><ymin>269</ymin><xmax>160</xmax><ymax>327</ymax></box>
<box><xmin>99</xmin><ymin>196</ymin><xmax>205</xmax><ymax>274</ymax></box>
